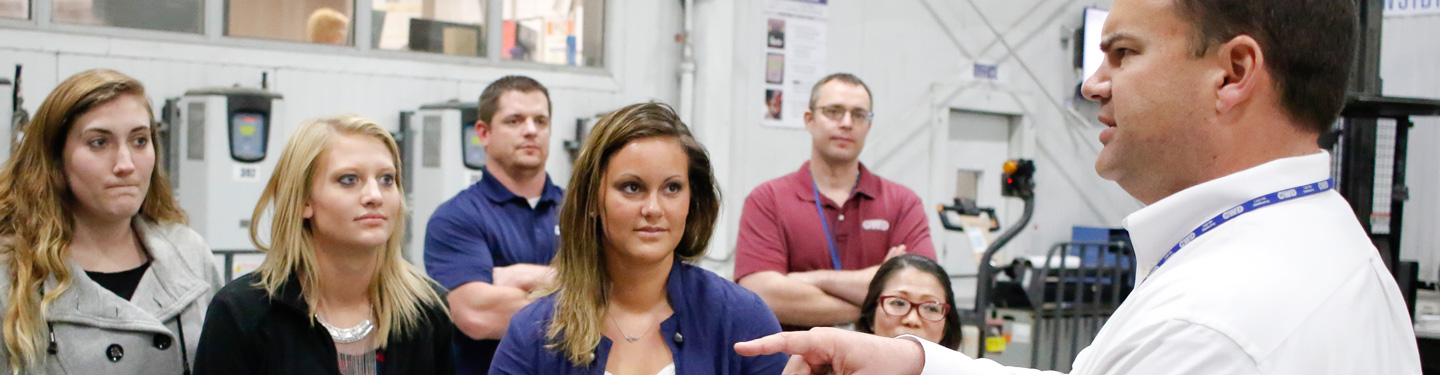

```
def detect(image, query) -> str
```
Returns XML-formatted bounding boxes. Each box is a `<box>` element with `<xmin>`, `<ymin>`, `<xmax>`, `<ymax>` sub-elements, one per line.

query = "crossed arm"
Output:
<box><xmin>446</xmin><ymin>263</ymin><xmax>555</xmax><ymax>340</ymax></box>
<box><xmin>735</xmin><ymin>186</ymin><xmax>916</xmax><ymax>327</ymax></box>
<box><xmin>738</xmin><ymin>245</ymin><xmax>905</xmax><ymax>327</ymax></box>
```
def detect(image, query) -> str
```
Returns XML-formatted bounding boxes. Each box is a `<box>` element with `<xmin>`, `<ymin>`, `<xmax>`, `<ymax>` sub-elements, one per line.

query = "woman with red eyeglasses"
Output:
<box><xmin>855</xmin><ymin>254</ymin><xmax>962</xmax><ymax>349</ymax></box>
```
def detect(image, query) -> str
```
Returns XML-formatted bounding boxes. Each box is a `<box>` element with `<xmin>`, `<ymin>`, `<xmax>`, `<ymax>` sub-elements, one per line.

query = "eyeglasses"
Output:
<box><xmin>812</xmin><ymin>105</ymin><xmax>874</xmax><ymax>125</ymax></box>
<box><xmin>878</xmin><ymin>296</ymin><xmax>949</xmax><ymax>322</ymax></box>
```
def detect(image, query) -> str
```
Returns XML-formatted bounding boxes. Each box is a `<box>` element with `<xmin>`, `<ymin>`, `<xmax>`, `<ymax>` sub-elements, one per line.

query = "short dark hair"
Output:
<box><xmin>1173</xmin><ymin>0</ymin><xmax>1356</xmax><ymax>133</ymax></box>
<box><xmin>856</xmin><ymin>254</ymin><xmax>963</xmax><ymax>350</ymax></box>
<box><xmin>477</xmin><ymin>75</ymin><xmax>552</xmax><ymax>125</ymax></box>
<box><xmin>809</xmin><ymin>72</ymin><xmax>874</xmax><ymax>109</ymax></box>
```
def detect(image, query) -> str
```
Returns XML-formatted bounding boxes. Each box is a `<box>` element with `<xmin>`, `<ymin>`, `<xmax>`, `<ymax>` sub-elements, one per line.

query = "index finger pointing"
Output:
<box><xmin>735</xmin><ymin>332</ymin><xmax>787</xmax><ymax>356</ymax></box>
<box><xmin>735</xmin><ymin>331</ymin><xmax>818</xmax><ymax>357</ymax></box>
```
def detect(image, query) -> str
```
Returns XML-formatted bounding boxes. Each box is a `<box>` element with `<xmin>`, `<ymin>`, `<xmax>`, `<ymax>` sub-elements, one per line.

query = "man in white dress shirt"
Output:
<box><xmin>734</xmin><ymin>0</ymin><xmax>1424</xmax><ymax>373</ymax></box>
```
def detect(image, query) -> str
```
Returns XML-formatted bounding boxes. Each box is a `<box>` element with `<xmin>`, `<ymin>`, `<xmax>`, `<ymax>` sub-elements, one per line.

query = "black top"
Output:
<box><xmin>192</xmin><ymin>271</ymin><xmax>455</xmax><ymax>375</ymax></box>
<box><xmin>86</xmin><ymin>261</ymin><xmax>151</xmax><ymax>300</ymax></box>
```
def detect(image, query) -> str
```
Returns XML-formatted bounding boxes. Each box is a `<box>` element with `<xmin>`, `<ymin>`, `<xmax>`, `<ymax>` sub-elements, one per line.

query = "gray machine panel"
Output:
<box><xmin>423</xmin><ymin>115</ymin><xmax>441</xmax><ymax>168</ymax></box>
<box><xmin>186</xmin><ymin>102</ymin><xmax>206</xmax><ymax>161</ymax></box>
<box><xmin>1</xmin><ymin>78</ymin><xmax>12</xmax><ymax>160</ymax></box>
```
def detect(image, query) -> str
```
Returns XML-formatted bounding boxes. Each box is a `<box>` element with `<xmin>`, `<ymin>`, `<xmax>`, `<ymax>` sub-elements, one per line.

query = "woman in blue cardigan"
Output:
<box><xmin>489</xmin><ymin>102</ymin><xmax>785</xmax><ymax>375</ymax></box>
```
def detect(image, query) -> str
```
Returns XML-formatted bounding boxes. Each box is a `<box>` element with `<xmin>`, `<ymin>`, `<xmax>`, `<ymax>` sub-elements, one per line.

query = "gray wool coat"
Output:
<box><xmin>0</xmin><ymin>218</ymin><xmax>223</xmax><ymax>375</ymax></box>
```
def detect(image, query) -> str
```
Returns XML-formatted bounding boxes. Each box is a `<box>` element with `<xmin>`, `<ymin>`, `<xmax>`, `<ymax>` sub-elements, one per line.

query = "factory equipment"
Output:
<box><xmin>1</xmin><ymin>76</ymin><xmax>12</xmax><ymax>161</ymax></box>
<box><xmin>403</xmin><ymin>101</ymin><xmax>485</xmax><ymax>268</ymax></box>
<box><xmin>167</xmin><ymin>87</ymin><xmax>284</xmax><ymax>281</ymax></box>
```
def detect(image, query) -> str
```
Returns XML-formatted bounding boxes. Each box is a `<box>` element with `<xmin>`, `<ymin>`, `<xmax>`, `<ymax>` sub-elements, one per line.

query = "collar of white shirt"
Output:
<box><xmin>1122</xmin><ymin>150</ymin><xmax>1332</xmax><ymax>278</ymax></box>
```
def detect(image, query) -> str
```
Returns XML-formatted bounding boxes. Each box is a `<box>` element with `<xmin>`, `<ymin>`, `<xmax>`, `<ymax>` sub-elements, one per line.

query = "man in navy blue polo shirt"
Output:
<box><xmin>424</xmin><ymin>75</ymin><xmax>563</xmax><ymax>375</ymax></box>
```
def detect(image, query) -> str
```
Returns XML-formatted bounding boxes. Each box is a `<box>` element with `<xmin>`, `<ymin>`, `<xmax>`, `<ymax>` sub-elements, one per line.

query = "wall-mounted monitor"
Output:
<box><xmin>230</xmin><ymin>111</ymin><xmax>268</xmax><ymax>163</ymax></box>
<box><xmin>1080</xmin><ymin>8</ymin><xmax>1110</xmax><ymax>82</ymax></box>
<box><xmin>409</xmin><ymin>18</ymin><xmax>485</xmax><ymax>57</ymax></box>
<box><xmin>461</xmin><ymin>122</ymin><xmax>486</xmax><ymax>170</ymax></box>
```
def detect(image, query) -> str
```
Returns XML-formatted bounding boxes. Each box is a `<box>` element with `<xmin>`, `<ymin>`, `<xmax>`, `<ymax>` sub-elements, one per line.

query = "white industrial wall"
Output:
<box><xmin>0</xmin><ymin>0</ymin><xmax>682</xmax><ymax>192</ymax></box>
<box><xmin>10</xmin><ymin>0</ymin><xmax>1333</xmax><ymax>290</ymax></box>
<box><xmin>1382</xmin><ymin>14</ymin><xmax>1440</xmax><ymax>282</ymax></box>
<box><xmin>694</xmin><ymin>0</ymin><xmax>1139</xmax><ymax>284</ymax></box>
<box><xmin>8</xmin><ymin>0</ymin><xmax>1431</xmax><ymax>289</ymax></box>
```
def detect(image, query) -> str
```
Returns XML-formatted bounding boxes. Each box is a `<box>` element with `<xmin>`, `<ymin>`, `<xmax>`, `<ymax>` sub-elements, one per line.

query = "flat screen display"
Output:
<box><xmin>461</xmin><ymin>122</ymin><xmax>486</xmax><ymax>170</ymax></box>
<box><xmin>231</xmin><ymin>112</ymin><xmax>267</xmax><ymax>162</ymax></box>
<box><xmin>1082</xmin><ymin>8</ymin><xmax>1110</xmax><ymax>82</ymax></box>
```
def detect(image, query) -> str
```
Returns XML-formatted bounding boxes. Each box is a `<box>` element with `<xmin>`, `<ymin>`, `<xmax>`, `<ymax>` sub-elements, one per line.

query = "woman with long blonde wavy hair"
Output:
<box><xmin>490</xmin><ymin>102</ymin><xmax>786</xmax><ymax>375</ymax></box>
<box><xmin>0</xmin><ymin>69</ymin><xmax>221</xmax><ymax>375</ymax></box>
<box><xmin>193</xmin><ymin>114</ymin><xmax>452</xmax><ymax>375</ymax></box>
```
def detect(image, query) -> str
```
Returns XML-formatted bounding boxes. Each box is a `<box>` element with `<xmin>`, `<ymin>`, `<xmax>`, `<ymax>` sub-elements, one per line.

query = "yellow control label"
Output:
<box><xmin>985</xmin><ymin>336</ymin><xmax>1007</xmax><ymax>353</ymax></box>
<box><xmin>240</xmin><ymin>125</ymin><xmax>256</xmax><ymax>136</ymax></box>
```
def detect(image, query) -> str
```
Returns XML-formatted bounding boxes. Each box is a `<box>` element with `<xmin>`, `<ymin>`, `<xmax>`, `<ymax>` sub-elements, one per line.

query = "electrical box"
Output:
<box><xmin>169</xmin><ymin>87</ymin><xmax>284</xmax><ymax>280</ymax></box>
<box><xmin>403</xmin><ymin>101</ymin><xmax>485</xmax><ymax>269</ymax></box>
<box><xmin>0</xmin><ymin>78</ymin><xmax>12</xmax><ymax>162</ymax></box>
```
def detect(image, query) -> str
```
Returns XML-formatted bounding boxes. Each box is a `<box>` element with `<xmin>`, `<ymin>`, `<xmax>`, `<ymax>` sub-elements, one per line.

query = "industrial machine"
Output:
<box><xmin>941</xmin><ymin>160</ymin><xmax>1139</xmax><ymax>370</ymax></box>
<box><xmin>403</xmin><ymin>101</ymin><xmax>485</xmax><ymax>268</ymax></box>
<box><xmin>938</xmin><ymin>159</ymin><xmax>1036</xmax><ymax>358</ymax></box>
<box><xmin>167</xmin><ymin>87</ymin><xmax>284</xmax><ymax>281</ymax></box>
<box><xmin>8</xmin><ymin>66</ymin><xmax>28</xmax><ymax>156</ymax></box>
<box><xmin>1</xmin><ymin>76</ymin><xmax>12</xmax><ymax>161</ymax></box>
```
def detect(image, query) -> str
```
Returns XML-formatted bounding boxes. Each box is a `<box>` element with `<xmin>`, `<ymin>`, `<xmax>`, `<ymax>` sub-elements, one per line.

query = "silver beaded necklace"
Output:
<box><xmin>316</xmin><ymin>314</ymin><xmax>375</xmax><ymax>344</ymax></box>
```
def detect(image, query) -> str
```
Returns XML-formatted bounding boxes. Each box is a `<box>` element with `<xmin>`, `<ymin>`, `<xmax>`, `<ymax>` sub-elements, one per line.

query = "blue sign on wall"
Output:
<box><xmin>1386</xmin><ymin>0</ymin><xmax>1440</xmax><ymax>17</ymax></box>
<box><xmin>973</xmin><ymin>63</ymin><xmax>999</xmax><ymax>81</ymax></box>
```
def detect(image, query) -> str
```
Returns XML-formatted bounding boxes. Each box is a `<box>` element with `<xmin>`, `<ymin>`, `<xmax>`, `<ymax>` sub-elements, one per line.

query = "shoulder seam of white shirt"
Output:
<box><xmin>1165</xmin><ymin>317</ymin><xmax>1262</xmax><ymax>369</ymax></box>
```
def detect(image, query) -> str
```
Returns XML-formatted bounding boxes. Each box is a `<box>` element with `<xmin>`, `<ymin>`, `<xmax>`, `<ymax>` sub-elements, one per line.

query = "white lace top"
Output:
<box><xmin>605</xmin><ymin>363</ymin><xmax>676</xmax><ymax>375</ymax></box>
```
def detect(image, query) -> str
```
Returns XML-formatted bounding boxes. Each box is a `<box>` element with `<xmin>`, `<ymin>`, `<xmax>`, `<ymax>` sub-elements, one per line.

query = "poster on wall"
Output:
<box><xmin>761</xmin><ymin>0</ymin><xmax>827</xmax><ymax>129</ymax></box>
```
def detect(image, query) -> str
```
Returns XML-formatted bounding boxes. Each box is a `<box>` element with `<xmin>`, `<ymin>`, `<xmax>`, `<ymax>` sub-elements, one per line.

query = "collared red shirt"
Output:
<box><xmin>909</xmin><ymin>151</ymin><xmax>1421</xmax><ymax>374</ymax></box>
<box><xmin>422</xmin><ymin>166</ymin><xmax>563</xmax><ymax>375</ymax></box>
<box><xmin>490</xmin><ymin>261</ymin><xmax>787</xmax><ymax>375</ymax></box>
<box><xmin>733</xmin><ymin>161</ymin><xmax>936</xmax><ymax>282</ymax></box>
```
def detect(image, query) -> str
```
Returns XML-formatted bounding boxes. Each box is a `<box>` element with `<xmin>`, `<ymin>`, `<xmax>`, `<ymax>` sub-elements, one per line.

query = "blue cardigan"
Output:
<box><xmin>489</xmin><ymin>261</ymin><xmax>786</xmax><ymax>375</ymax></box>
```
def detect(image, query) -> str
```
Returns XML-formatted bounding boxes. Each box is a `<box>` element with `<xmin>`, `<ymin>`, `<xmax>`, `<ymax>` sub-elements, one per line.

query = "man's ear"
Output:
<box><xmin>803</xmin><ymin>108</ymin><xmax>817</xmax><ymax>131</ymax></box>
<box><xmin>475</xmin><ymin>120</ymin><xmax>491</xmax><ymax>147</ymax></box>
<box><xmin>1215</xmin><ymin>35</ymin><xmax>1266</xmax><ymax>114</ymax></box>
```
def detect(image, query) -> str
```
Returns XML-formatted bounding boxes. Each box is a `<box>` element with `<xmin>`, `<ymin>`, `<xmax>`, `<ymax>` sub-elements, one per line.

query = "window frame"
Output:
<box><xmin>0</xmin><ymin>0</ymin><xmax>610</xmax><ymax>74</ymax></box>
<box><xmin>0</xmin><ymin>0</ymin><xmax>33</xmax><ymax>22</ymax></box>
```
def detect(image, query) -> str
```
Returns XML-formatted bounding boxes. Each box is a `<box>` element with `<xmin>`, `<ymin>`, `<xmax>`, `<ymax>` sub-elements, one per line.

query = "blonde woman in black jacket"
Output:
<box><xmin>193</xmin><ymin>115</ymin><xmax>452</xmax><ymax>375</ymax></box>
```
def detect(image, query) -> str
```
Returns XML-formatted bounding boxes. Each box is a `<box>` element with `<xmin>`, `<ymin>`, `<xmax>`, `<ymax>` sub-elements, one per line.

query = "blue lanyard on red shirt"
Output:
<box><xmin>1145</xmin><ymin>178</ymin><xmax>1333</xmax><ymax>281</ymax></box>
<box><xmin>811</xmin><ymin>169</ymin><xmax>859</xmax><ymax>271</ymax></box>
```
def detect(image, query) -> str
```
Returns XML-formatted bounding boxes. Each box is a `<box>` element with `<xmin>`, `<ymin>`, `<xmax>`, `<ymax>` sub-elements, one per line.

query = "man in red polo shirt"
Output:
<box><xmin>735</xmin><ymin>73</ymin><xmax>936</xmax><ymax>329</ymax></box>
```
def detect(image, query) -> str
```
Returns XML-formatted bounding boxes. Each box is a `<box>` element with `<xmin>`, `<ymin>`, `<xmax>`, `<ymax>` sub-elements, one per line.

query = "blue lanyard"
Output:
<box><xmin>811</xmin><ymin>169</ymin><xmax>859</xmax><ymax>271</ymax></box>
<box><xmin>812</xmin><ymin>181</ymin><xmax>844</xmax><ymax>271</ymax></box>
<box><xmin>1146</xmin><ymin>179</ymin><xmax>1333</xmax><ymax>280</ymax></box>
